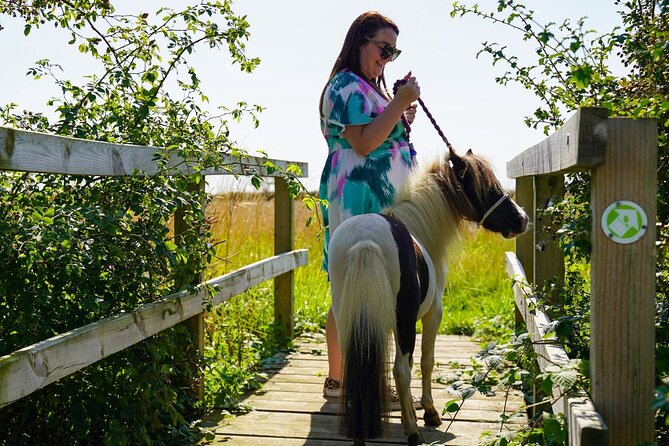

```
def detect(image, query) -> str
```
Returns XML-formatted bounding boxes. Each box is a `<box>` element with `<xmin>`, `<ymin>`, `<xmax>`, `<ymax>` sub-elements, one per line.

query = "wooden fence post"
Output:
<box><xmin>274</xmin><ymin>176</ymin><xmax>294</xmax><ymax>342</ymax></box>
<box><xmin>590</xmin><ymin>118</ymin><xmax>657</xmax><ymax>445</ymax></box>
<box><xmin>534</xmin><ymin>174</ymin><xmax>565</xmax><ymax>306</ymax></box>
<box><xmin>515</xmin><ymin>176</ymin><xmax>534</xmax><ymax>327</ymax></box>
<box><xmin>174</xmin><ymin>178</ymin><xmax>206</xmax><ymax>402</ymax></box>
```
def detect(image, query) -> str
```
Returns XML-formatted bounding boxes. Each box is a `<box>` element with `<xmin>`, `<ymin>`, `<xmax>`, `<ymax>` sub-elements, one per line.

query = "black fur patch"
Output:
<box><xmin>380</xmin><ymin>214</ymin><xmax>421</xmax><ymax>358</ymax></box>
<box><xmin>414</xmin><ymin>241</ymin><xmax>429</xmax><ymax>304</ymax></box>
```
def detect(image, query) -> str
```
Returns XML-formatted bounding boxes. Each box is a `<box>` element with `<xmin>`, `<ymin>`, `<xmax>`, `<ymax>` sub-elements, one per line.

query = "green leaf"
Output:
<box><xmin>164</xmin><ymin>241</ymin><xmax>178</xmax><ymax>252</ymax></box>
<box><xmin>543</xmin><ymin>416</ymin><xmax>566</xmax><ymax>443</ymax></box>
<box><xmin>458</xmin><ymin>387</ymin><xmax>476</xmax><ymax>400</ymax></box>
<box><xmin>570</xmin><ymin>64</ymin><xmax>594</xmax><ymax>88</ymax></box>
<box><xmin>444</xmin><ymin>399</ymin><xmax>460</xmax><ymax>413</ymax></box>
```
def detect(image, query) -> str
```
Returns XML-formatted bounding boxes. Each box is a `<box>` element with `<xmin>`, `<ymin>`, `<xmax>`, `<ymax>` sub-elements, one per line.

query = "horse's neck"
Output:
<box><xmin>386</xmin><ymin>185</ymin><xmax>464</xmax><ymax>271</ymax></box>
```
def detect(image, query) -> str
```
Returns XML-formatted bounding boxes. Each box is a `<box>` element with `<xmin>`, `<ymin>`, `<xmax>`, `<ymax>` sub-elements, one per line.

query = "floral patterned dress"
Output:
<box><xmin>319</xmin><ymin>70</ymin><xmax>415</xmax><ymax>272</ymax></box>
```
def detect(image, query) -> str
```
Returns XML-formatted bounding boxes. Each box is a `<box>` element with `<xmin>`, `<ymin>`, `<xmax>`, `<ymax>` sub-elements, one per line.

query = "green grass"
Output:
<box><xmin>440</xmin><ymin>230</ymin><xmax>516</xmax><ymax>337</ymax></box>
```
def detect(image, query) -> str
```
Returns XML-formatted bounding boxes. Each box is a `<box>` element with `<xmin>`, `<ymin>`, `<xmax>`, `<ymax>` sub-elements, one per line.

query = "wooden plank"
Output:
<box><xmin>590</xmin><ymin>118</ymin><xmax>656</xmax><ymax>445</ymax></box>
<box><xmin>208</xmin><ymin>437</ymin><xmax>376</xmax><ymax>446</ymax></box>
<box><xmin>0</xmin><ymin>126</ymin><xmax>308</xmax><ymax>177</ymax></box>
<box><xmin>245</xmin><ymin>389</ymin><xmax>523</xmax><ymax>413</ymax></box>
<box><xmin>274</xmin><ymin>176</ymin><xmax>294</xmax><ymax>340</ymax></box>
<box><xmin>568</xmin><ymin>396</ymin><xmax>610</xmax><ymax>446</ymax></box>
<box><xmin>533</xmin><ymin>174</ymin><xmax>565</xmax><ymax>305</ymax></box>
<box><xmin>505</xmin><ymin>252</ymin><xmax>570</xmax><ymax>374</ymax></box>
<box><xmin>506</xmin><ymin>107</ymin><xmax>608</xmax><ymax>178</ymax></box>
<box><xmin>254</xmin><ymin>379</ymin><xmax>522</xmax><ymax>404</ymax></box>
<box><xmin>514</xmin><ymin>177</ymin><xmax>534</xmax><ymax>326</ymax></box>
<box><xmin>175</xmin><ymin>178</ymin><xmax>206</xmax><ymax>401</ymax></box>
<box><xmin>212</xmin><ymin>410</ymin><xmax>508</xmax><ymax>446</ymax></box>
<box><xmin>0</xmin><ymin>250</ymin><xmax>308</xmax><ymax>407</ymax></box>
<box><xmin>505</xmin><ymin>251</ymin><xmax>608</xmax><ymax>444</ymax></box>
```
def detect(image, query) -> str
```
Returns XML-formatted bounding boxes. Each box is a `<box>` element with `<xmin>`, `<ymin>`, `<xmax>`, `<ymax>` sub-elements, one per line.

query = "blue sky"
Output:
<box><xmin>0</xmin><ymin>1</ymin><xmax>624</xmax><ymax>192</ymax></box>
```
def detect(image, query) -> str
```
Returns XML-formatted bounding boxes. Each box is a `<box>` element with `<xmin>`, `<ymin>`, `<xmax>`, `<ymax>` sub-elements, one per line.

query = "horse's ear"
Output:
<box><xmin>466</xmin><ymin>148</ymin><xmax>473</xmax><ymax>156</ymax></box>
<box><xmin>449</xmin><ymin>149</ymin><xmax>467</xmax><ymax>179</ymax></box>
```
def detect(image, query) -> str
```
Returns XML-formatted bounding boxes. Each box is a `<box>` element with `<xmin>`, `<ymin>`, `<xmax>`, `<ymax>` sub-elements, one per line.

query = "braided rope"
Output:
<box><xmin>393</xmin><ymin>79</ymin><xmax>454</xmax><ymax>152</ymax></box>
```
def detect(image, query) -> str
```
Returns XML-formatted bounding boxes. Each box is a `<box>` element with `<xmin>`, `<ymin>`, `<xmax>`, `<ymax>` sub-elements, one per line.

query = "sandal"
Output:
<box><xmin>323</xmin><ymin>378</ymin><xmax>420</xmax><ymax>409</ymax></box>
<box><xmin>389</xmin><ymin>387</ymin><xmax>423</xmax><ymax>410</ymax></box>
<box><xmin>323</xmin><ymin>377</ymin><xmax>342</xmax><ymax>398</ymax></box>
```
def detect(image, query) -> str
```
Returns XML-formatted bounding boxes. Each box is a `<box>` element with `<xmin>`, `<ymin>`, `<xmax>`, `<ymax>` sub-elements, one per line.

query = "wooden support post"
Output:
<box><xmin>590</xmin><ymin>118</ymin><xmax>656</xmax><ymax>446</ymax></box>
<box><xmin>174</xmin><ymin>178</ymin><xmax>206</xmax><ymax>402</ymax></box>
<box><xmin>534</xmin><ymin>174</ymin><xmax>565</xmax><ymax>306</ymax></box>
<box><xmin>274</xmin><ymin>176</ymin><xmax>294</xmax><ymax>342</ymax></box>
<box><xmin>514</xmin><ymin>176</ymin><xmax>534</xmax><ymax>327</ymax></box>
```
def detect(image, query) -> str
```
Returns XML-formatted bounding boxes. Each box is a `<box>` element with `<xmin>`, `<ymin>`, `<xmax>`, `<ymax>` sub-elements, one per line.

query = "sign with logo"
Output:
<box><xmin>601</xmin><ymin>200</ymin><xmax>648</xmax><ymax>244</ymax></box>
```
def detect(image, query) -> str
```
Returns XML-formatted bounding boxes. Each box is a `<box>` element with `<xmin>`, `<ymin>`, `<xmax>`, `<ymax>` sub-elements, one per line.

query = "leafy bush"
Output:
<box><xmin>0</xmin><ymin>2</ymin><xmax>271</xmax><ymax>444</ymax></box>
<box><xmin>452</xmin><ymin>0</ymin><xmax>668</xmax><ymax>443</ymax></box>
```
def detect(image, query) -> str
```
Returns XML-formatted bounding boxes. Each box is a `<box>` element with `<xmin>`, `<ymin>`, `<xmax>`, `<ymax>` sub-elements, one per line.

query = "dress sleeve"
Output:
<box><xmin>324</xmin><ymin>72</ymin><xmax>375</xmax><ymax>136</ymax></box>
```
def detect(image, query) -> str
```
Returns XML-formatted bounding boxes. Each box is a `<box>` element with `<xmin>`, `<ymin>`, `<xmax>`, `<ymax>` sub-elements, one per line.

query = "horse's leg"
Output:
<box><xmin>420</xmin><ymin>298</ymin><xmax>443</xmax><ymax>427</ymax></box>
<box><xmin>393</xmin><ymin>338</ymin><xmax>423</xmax><ymax>445</ymax></box>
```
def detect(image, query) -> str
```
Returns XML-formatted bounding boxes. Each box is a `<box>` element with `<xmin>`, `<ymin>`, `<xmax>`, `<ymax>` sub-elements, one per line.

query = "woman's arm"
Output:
<box><xmin>342</xmin><ymin>78</ymin><xmax>420</xmax><ymax>156</ymax></box>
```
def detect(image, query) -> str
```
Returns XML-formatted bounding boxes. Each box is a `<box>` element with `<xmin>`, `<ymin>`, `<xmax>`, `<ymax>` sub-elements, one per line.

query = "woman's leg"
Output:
<box><xmin>326</xmin><ymin>306</ymin><xmax>342</xmax><ymax>380</ymax></box>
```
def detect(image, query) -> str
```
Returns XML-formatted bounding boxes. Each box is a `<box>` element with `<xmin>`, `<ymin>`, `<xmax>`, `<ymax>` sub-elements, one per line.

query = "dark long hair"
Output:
<box><xmin>319</xmin><ymin>11</ymin><xmax>399</xmax><ymax>116</ymax></box>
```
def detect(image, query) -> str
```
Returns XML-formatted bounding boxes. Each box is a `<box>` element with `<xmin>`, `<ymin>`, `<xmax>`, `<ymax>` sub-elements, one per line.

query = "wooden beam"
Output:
<box><xmin>533</xmin><ymin>174</ymin><xmax>565</xmax><ymax>305</ymax></box>
<box><xmin>505</xmin><ymin>252</ymin><xmax>569</xmax><ymax>381</ymax></box>
<box><xmin>507</xmin><ymin>107</ymin><xmax>608</xmax><ymax>178</ymax></box>
<box><xmin>274</xmin><ymin>177</ymin><xmax>295</xmax><ymax>341</ymax></box>
<box><xmin>590</xmin><ymin>118</ymin><xmax>656</xmax><ymax>445</ymax></box>
<box><xmin>0</xmin><ymin>249</ymin><xmax>308</xmax><ymax>407</ymax></box>
<box><xmin>174</xmin><ymin>178</ymin><xmax>206</xmax><ymax>401</ymax></box>
<box><xmin>505</xmin><ymin>251</ymin><xmax>608</xmax><ymax>445</ymax></box>
<box><xmin>514</xmin><ymin>177</ymin><xmax>534</xmax><ymax>328</ymax></box>
<box><xmin>0</xmin><ymin>126</ymin><xmax>308</xmax><ymax>177</ymax></box>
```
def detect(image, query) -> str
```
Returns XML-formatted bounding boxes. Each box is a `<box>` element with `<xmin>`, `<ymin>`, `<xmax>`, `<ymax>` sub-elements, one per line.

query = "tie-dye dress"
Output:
<box><xmin>319</xmin><ymin>70</ymin><xmax>415</xmax><ymax>272</ymax></box>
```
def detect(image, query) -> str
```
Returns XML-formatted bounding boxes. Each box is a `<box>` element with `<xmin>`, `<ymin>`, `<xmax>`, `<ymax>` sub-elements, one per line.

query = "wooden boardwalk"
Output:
<box><xmin>203</xmin><ymin>333</ymin><xmax>526</xmax><ymax>445</ymax></box>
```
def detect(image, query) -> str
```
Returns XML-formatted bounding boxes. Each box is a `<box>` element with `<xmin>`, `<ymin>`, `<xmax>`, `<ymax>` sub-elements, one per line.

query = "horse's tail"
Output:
<box><xmin>337</xmin><ymin>240</ymin><xmax>396</xmax><ymax>440</ymax></box>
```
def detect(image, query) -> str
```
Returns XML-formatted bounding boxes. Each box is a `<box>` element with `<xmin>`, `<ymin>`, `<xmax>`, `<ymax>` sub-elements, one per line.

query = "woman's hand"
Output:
<box><xmin>404</xmin><ymin>103</ymin><xmax>417</xmax><ymax>125</ymax></box>
<box><xmin>342</xmin><ymin>73</ymin><xmax>420</xmax><ymax>156</ymax></box>
<box><xmin>394</xmin><ymin>75</ymin><xmax>420</xmax><ymax>108</ymax></box>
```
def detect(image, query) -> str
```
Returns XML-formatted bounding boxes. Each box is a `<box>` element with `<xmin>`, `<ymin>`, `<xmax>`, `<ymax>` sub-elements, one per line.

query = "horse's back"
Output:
<box><xmin>328</xmin><ymin>213</ymin><xmax>402</xmax><ymax>298</ymax></box>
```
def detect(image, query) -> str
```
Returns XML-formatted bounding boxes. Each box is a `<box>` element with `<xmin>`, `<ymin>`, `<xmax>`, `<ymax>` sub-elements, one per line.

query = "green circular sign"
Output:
<box><xmin>601</xmin><ymin>200</ymin><xmax>648</xmax><ymax>244</ymax></box>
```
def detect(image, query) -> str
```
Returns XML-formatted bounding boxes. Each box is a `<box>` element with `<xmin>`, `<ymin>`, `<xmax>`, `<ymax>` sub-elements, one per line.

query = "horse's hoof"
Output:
<box><xmin>423</xmin><ymin>407</ymin><xmax>443</xmax><ymax>427</ymax></box>
<box><xmin>407</xmin><ymin>431</ymin><xmax>424</xmax><ymax>446</ymax></box>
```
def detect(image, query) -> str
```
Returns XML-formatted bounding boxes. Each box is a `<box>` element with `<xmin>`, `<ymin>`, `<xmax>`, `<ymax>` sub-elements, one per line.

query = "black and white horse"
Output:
<box><xmin>328</xmin><ymin>148</ymin><xmax>528</xmax><ymax>445</ymax></box>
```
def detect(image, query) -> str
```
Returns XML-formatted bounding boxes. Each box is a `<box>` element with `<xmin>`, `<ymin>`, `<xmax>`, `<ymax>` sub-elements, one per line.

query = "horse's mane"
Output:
<box><xmin>383</xmin><ymin>152</ymin><xmax>498</xmax><ymax>270</ymax></box>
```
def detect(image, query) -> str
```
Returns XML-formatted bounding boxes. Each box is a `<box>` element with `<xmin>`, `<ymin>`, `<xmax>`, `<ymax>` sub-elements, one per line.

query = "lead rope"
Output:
<box><xmin>392</xmin><ymin>78</ymin><xmax>455</xmax><ymax>153</ymax></box>
<box><xmin>393</xmin><ymin>78</ymin><xmax>509</xmax><ymax>226</ymax></box>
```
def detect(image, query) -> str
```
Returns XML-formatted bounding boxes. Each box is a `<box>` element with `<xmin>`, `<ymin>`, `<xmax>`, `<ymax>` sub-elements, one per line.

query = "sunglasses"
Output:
<box><xmin>365</xmin><ymin>38</ymin><xmax>401</xmax><ymax>61</ymax></box>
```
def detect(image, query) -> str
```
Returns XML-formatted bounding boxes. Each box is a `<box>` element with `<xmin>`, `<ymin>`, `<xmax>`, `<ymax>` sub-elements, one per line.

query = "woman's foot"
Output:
<box><xmin>323</xmin><ymin>377</ymin><xmax>342</xmax><ymax>398</ymax></box>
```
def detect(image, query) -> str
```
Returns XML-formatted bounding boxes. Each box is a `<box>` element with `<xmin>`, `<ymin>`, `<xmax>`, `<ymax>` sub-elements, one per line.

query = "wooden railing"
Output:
<box><xmin>505</xmin><ymin>107</ymin><xmax>657</xmax><ymax>446</ymax></box>
<box><xmin>0</xmin><ymin>126</ymin><xmax>309</xmax><ymax>407</ymax></box>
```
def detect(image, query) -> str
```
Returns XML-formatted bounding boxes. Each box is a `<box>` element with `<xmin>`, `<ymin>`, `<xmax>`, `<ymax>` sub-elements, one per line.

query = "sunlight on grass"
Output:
<box><xmin>441</xmin><ymin>230</ymin><xmax>516</xmax><ymax>337</ymax></box>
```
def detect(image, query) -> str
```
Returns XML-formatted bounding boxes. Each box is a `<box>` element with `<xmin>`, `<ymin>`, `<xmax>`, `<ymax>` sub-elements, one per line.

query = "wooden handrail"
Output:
<box><xmin>506</xmin><ymin>107</ymin><xmax>608</xmax><ymax>178</ymax></box>
<box><xmin>505</xmin><ymin>252</ymin><xmax>608</xmax><ymax>445</ymax></box>
<box><xmin>0</xmin><ymin>249</ymin><xmax>308</xmax><ymax>408</ymax></box>
<box><xmin>0</xmin><ymin>126</ymin><xmax>308</xmax><ymax>177</ymax></box>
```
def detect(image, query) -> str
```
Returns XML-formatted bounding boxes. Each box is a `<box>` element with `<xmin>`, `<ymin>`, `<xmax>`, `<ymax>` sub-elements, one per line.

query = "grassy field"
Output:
<box><xmin>201</xmin><ymin>191</ymin><xmax>516</xmax><ymax>407</ymax></box>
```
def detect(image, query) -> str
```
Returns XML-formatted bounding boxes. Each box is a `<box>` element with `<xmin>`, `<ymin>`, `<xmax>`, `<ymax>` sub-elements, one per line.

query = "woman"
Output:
<box><xmin>318</xmin><ymin>11</ymin><xmax>420</xmax><ymax>398</ymax></box>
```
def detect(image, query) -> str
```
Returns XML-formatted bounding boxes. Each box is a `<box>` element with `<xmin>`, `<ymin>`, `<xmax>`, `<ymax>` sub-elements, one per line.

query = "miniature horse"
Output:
<box><xmin>328</xmin><ymin>148</ymin><xmax>528</xmax><ymax>445</ymax></box>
